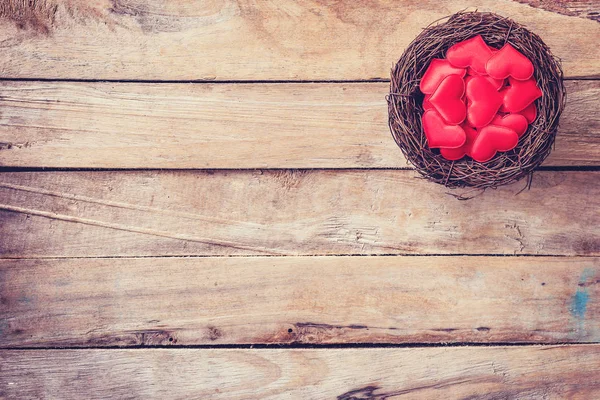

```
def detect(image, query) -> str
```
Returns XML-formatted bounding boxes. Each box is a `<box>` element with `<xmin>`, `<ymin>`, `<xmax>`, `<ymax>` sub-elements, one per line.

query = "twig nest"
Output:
<box><xmin>387</xmin><ymin>11</ymin><xmax>565</xmax><ymax>188</ymax></box>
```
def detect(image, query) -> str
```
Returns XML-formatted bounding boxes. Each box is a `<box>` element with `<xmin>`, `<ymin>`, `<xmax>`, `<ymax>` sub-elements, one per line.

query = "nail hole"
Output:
<box><xmin>288</xmin><ymin>328</ymin><xmax>293</xmax><ymax>333</ymax></box>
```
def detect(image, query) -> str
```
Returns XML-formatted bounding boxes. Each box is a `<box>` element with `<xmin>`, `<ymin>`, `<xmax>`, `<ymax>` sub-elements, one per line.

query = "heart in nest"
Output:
<box><xmin>429</xmin><ymin>74</ymin><xmax>467</xmax><ymax>125</ymax></box>
<box><xmin>422</xmin><ymin>110</ymin><xmax>466</xmax><ymax>149</ymax></box>
<box><xmin>490</xmin><ymin>114</ymin><xmax>529</xmax><ymax>137</ymax></box>
<box><xmin>419</xmin><ymin>59</ymin><xmax>466</xmax><ymax>94</ymax></box>
<box><xmin>502</xmin><ymin>77</ymin><xmax>543</xmax><ymax>113</ymax></box>
<box><xmin>465</xmin><ymin>76</ymin><xmax>503</xmax><ymax>128</ymax></box>
<box><xmin>439</xmin><ymin>123</ymin><xmax>478</xmax><ymax>161</ymax></box>
<box><xmin>470</xmin><ymin>125</ymin><xmax>519</xmax><ymax>162</ymax></box>
<box><xmin>446</xmin><ymin>35</ymin><xmax>494</xmax><ymax>74</ymax></box>
<box><xmin>520</xmin><ymin>103</ymin><xmax>537</xmax><ymax>123</ymax></box>
<box><xmin>465</xmin><ymin>74</ymin><xmax>504</xmax><ymax>91</ymax></box>
<box><xmin>486</xmin><ymin>43</ymin><xmax>534</xmax><ymax>81</ymax></box>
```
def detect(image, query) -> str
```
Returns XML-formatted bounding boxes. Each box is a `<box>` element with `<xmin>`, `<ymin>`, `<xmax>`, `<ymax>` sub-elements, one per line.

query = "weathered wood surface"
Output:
<box><xmin>517</xmin><ymin>0</ymin><xmax>600</xmax><ymax>22</ymax></box>
<box><xmin>1</xmin><ymin>346</ymin><xmax>600</xmax><ymax>399</ymax></box>
<box><xmin>1</xmin><ymin>1</ymin><xmax>599</xmax><ymax>80</ymax></box>
<box><xmin>0</xmin><ymin>170</ymin><xmax>598</xmax><ymax>258</ymax></box>
<box><xmin>1</xmin><ymin>256</ymin><xmax>598</xmax><ymax>347</ymax></box>
<box><xmin>0</xmin><ymin>80</ymin><xmax>597</xmax><ymax>168</ymax></box>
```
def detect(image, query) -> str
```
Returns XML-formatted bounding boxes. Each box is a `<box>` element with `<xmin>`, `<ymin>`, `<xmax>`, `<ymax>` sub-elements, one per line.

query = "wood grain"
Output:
<box><xmin>1</xmin><ymin>256</ymin><xmax>598</xmax><ymax>347</ymax></box>
<box><xmin>0</xmin><ymin>170</ymin><xmax>598</xmax><ymax>257</ymax></box>
<box><xmin>0</xmin><ymin>80</ymin><xmax>598</xmax><ymax>168</ymax></box>
<box><xmin>516</xmin><ymin>0</ymin><xmax>600</xmax><ymax>22</ymax></box>
<box><xmin>1</xmin><ymin>346</ymin><xmax>600</xmax><ymax>399</ymax></box>
<box><xmin>0</xmin><ymin>1</ymin><xmax>599</xmax><ymax>80</ymax></box>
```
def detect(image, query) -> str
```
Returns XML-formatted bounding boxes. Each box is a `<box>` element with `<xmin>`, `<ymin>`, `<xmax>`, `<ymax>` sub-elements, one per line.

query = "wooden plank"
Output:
<box><xmin>517</xmin><ymin>0</ymin><xmax>600</xmax><ymax>22</ymax></box>
<box><xmin>0</xmin><ymin>170</ymin><xmax>598</xmax><ymax>257</ymax></box>
<box><xmin>1</xmin><ymin>346</ymin><xmax>600</xmax><ymax>398</ymax></box>
<box><xmin>0</xmin><ymin>81</ymin><xmax>597</xmax><ymax>169</ymax></box>
<box><xmin>1</xmin><ymin>256</ymin><xmax>598</xmax><ymax>347</ymax></box>
<box><xmin>0</xmin><ymin>1</ymin><xmax>599</xmax><ymax>80</ymax></box>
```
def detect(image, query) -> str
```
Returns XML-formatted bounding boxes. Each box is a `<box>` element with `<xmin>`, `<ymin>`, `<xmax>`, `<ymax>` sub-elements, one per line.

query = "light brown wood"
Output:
<box><xmin>517</xmin><ymin>0</ymin><xmax>600</xmax><ymax>22</ymax></box>
<box><xmin>0</xmin><ymin>170</ymin><xmax>598</xmax><ymax>257</ymax></box>
<box><xmin>1</xmin><ymin>1</ymin><xmax>599</xmax><ymax>80</ymax></box>
<box><xmin>1</xmin><ymin>256</ymin><xmax>598</xmax><ymax>347</ymax></box>
<box><xmin>0</xmin><ymin>80</ymin><xmax>597</xmax><ymax>168</ymax></box>
<box><xmin>1</xmin><ymin>346</ymin><xmax>600</xmax><ymax>399</ymax></box>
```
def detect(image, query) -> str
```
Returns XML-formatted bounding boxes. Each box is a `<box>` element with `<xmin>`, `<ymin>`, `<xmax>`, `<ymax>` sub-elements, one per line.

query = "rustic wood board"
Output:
<box><xmin>1</xmin><ymin>1</ymin><xmax>599</xmax><ymax>396</ymax></box>
<box><xmin>0</xmin><ymin>80</ymin><xmax>598</xmax><ymax>168</ymax></box>
<box><xmin>0</xmin><ymin>170</ymin><xmax>598</xmax><ymax>258</ymax></box>
<box><xmin>1</xmin><ymin>256</ymin><xmax>598</xmax><ymax>347</ymax></box>
<box><xmin>1</xmin><ymin>1</ymin><xmax>599</xmax><ymax>80</ymax></box>
<box><xmin>1</xmin><ymin>346</ymin><xmax>600</xmax><ymax>399</ymax></box>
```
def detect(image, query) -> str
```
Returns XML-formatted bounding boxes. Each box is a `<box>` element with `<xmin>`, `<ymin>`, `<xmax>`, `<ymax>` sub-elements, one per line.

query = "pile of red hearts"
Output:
<box><xmin>420</xmin><ymin>35</ymin><xmax>542</xmax><ymax>162</ymax></box>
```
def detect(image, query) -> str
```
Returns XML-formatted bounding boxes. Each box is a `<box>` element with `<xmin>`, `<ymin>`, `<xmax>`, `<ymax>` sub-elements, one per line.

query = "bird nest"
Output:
<box><xmin>387</xmin><ymin>11</ymin><xmax>566</xmax><ymax>189</ymax></box>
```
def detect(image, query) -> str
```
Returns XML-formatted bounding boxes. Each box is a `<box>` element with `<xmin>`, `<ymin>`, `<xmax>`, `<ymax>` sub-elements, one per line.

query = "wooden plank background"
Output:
<box><xmin>0</xmin><ymin>0</ymin><xmax>599</xmax><ymax>79</ymax></box>
<box><xmin>1</xmin><ymin>256</ymin><xmax>598</xmax><ymax>347</ymax></box>
<box><xmin>1</xmin><ymin>347</ymin><xmax>600</xmax><ymax>399</ymax></box>
<box><xmin>0</xmin><ymin>0</ymin><xmax>599</xmax><ymax>398</ymax></box>
<box><xmin>0</xmin><ymin>80</ymin><xmax>598</xmax><ymax>168</ymax></box>
<box><xmin>0</xmin><ymin>170</ymin><xmax>598</xmax><ymax>257</ymax></box>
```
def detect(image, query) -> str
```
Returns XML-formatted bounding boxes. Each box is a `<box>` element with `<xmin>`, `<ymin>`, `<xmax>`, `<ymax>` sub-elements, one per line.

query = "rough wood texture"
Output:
<box><xmin>1</xmin><ymin>346</ymin><xmax>600</xmax><ymax>399</ymax></box>
<box><xmin>0</xmin><ymin>81</ymin><xmax>597</xmax><ymax>168</ymax></box>
<box><xmin>0</xmin><ymin>1</ymin><xmax>599</xmax><ymax>80</ymax></box>
<box><xmin>516</xmin><ymin>0</ymin><xmax>600</xmax><ymax>22</ymax></box>
<box><xmin>1</xmin><ymin>256</ymin><xmax>598</xmax><ymax>347</ymax></box>
<box><xmin>0</xmin><ymin>170</ymin><xmax>598</xmax><ymax>257</ymax></box>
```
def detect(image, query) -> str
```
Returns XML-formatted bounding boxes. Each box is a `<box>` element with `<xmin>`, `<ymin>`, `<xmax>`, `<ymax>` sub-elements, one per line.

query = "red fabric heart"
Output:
<box><xmin>465</xmin><ymin>74</ymin><xmax>504</xmax><ymax>91</ymax></box>
<box><xmin>491</xmin><ymin>113</ymin><xmax>528</xmax><ymax>137</ymax></box>
<box><xmin>422</xmin><ymin>110</ymin><xmax>466</xmax><ymax>149</ymax></box>
<box><xmin>486</xmin><ymin>43</ymin><xmax>534</xmax><ymax>81</ymax></box>
<box><xmin>465</xmin><ymin>76</ymin><xmax>503</xmax><ymax>128</ymax></box>
<box><xmin>423</xmin><ymin>95</ymin><xmax>433</xmax><ymax>110</ymax></box>
<box><xmin>502</xmin><ymin>77</ymin><xmax>542</xmax><ymax>113</ymax></box>
<box><xmin>470</xmin><ymin>125</ymin><xmax>519</xmax><ymax>162</ymax></box>
<box><xmin>446</xmin><ymin>35</ymin><xmax>494</xmax><ymax>74</ymax></box>
<box><xmin>419</xmin><ymin>59</ymin><xmax>466</xmax><ymax>94</ymax></box>
<box><xmin>440</xmin><ymin>123</ymin><xmax>478</xmax><ymax>160</ymax></box>
<box><xmin>519</xmin><ymin>102</ymin><xmax>537</xmax><ymax>123</ymax></box>
<box><xmin>429</xmin><ymin>74</ymin><xmax>466</xmax><ymax>125</ymax></box>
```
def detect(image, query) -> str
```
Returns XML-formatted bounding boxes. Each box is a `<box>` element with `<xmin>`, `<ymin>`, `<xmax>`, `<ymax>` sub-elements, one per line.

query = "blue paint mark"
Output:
<box><xmin>571</xmin><ymin>289</ymin><xmax>590</xmax><ymax>319</ymax></box>
<box><xmin>569</xmin><ymin>268</ymin><xmax>596</xmax><ymax>338</ymax></box>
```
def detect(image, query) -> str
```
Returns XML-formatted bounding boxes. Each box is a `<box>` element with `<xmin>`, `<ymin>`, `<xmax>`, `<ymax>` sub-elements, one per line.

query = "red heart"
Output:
<box><xmin>502</xmin><ymin>77</ymin><xmax>542</xmax><ymax>113</ymax></box>
<box><xmin>465</xmin><ymin>74</ymin><xmax>504</xmax><ymax>91</ymax></box>
<box><xmin>490</xmin><ymin>113</ymin><xmax>528</xmax><ymax>137</ymax></box>
<box><xmin>440</xmin><ymin>123</ymin><xmax>478</xmax><ymax>160</ymax></box>
<box><xmin>486</xmin><ymin>43</ymin><xmax>534</xmax><ymax>81</ymax></box>
<box><xmin>419</xmin><ymin>59</ymin><xmax>466</xmax><ymax>94</ymax></box>
<box><xmin>446</xmin><ymin>35</ymin><xmax>494</xmax><ymax>74</ymax></box>
<box><xmin>422</xmin><ymin>110</ymin><xmax>467</xmax><ymax>149</ymax></box>
<box><xmin>465</xmin><ymin>76</ymin><xmax>503</xmax><ymax>128</ymax></box>
<box><xmin>519</xmin><ymin>102</ymin><xmax>537</xmax><ymax>123</ymax></box>
<box><xmin>429</xmin><ymin>74</ymin><xmax>466</xmax><ymax>125</ymax></box>
<box><xmin>423</xmin><ymin>95</ymin><xmax>433</xmax><ymax>110</ymax></box>
<box><xmin>470</xmin><ymin>125</ymin><xmax>519</xmax><ymax>162</ymax></box>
